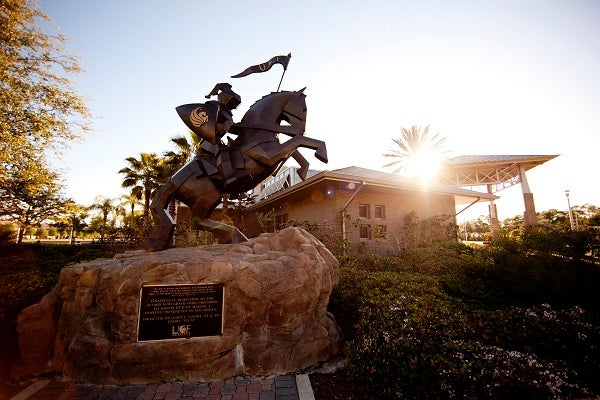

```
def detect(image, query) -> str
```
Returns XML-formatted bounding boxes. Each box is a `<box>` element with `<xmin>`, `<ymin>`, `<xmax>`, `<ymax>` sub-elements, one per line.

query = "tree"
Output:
<box><xmin>163</xmin><ymin>131</ymin><xmax>201</xmax><ymax>215</ymax></box>
<box><xmin>119</xmin><ymin>193</ymin><xmax>142</xmax><ymax>228</ymax></box>
<box><xmin>118</xmin><ymin>153</ymin><xmax>166</xmax><ymax>223</ymax></box>
<box><xmin>34</xmin><ymin>226</ymin><xmax>47</xmax><ymax>239</ymax></box>
<box><xmin>1</xmin><ymin>0</ymin><xmax>91</xmax><ymax>178</ymax></box>
<box><xmin>383</xmin><ymin>125</ymin><xmax>449</xmax><ymax>178</ymax></box>
<box><xmin>163</xmin><ymin>130</ymin><xmax>201</xmax><ymax>172</ymax></box>
<box><xmin>53</xmin><ymin>200</ymin><xmax>88</xmax><ymax>243</ymax></box>
<box><xmin>88</xmin><ymin>196</ymin><xmax>114</xmax><ymax>242</ymax></box>
<box><xmin>0</xmin><ymin>161</ymin><xmax>66</xmax><ymax>243</ymax></box>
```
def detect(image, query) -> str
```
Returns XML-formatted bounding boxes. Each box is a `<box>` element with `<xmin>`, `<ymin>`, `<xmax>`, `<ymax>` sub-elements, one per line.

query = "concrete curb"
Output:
<box><xmin>9</xmin><ymin>379</ymin><xmax>50</xmax><ymax>400</ymax></box>
<box><xmin>296</xmin><ymin>374</ymin><xmax>315</xmax><ymax>400</ymax></box>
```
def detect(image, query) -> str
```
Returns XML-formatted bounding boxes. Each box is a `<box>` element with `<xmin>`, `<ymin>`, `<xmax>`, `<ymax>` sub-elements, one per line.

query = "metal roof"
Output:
<box><xmin>443</xmin><ymin>154</ymin><xmax>558</xmax><ymax>167</ymax></box>
<box><xmin>247</xmin><ymin>166</ymin><xmax>498</xmax><ymax>212</ymax></box>
<box><xmin>439</xmin><ymin>154</ymin><xmax>558</xmax><ymax>192</ymax></box>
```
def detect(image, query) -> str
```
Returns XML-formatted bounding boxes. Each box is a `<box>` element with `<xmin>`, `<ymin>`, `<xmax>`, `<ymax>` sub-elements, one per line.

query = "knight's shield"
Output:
<box><xmin>176</xmin><ymin>103</ymin><xmax>219</xmax><ymax>144</ymax></box>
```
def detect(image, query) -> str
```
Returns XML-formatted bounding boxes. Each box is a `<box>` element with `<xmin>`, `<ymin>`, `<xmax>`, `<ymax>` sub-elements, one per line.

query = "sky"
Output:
<box><xmin>39</xmin><ymin>0</ymin><xmax>600</xmax><ymax>222</ymax></box>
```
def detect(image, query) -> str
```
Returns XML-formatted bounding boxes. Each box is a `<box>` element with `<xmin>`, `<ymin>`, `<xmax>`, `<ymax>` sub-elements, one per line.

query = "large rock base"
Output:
<box><xmin>11</xmin><ymin>228</ymin><xmax>340</xmax><ymax>384</ymax></box>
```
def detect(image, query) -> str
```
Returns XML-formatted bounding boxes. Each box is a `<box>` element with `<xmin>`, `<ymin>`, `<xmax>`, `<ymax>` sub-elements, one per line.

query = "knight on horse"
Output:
<box><xmin>177</xmin><ymin>82</ymin><xmax>251</xmax><ymax>192</ymax></box>
<box><xmin>144</xmin><ymin>81</ymin><xmax>328</xmax><ymax>251</ymax></box>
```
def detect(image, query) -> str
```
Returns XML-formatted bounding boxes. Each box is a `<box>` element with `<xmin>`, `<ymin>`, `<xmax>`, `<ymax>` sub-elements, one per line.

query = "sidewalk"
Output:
<box><xmin>10</xmin><ymin>374</ymin><xmax>315</xmax><ymax>400</ymax></box>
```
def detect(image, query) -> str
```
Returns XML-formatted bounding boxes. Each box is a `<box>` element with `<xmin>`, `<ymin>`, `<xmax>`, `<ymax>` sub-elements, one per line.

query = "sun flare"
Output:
<box><xmin>406</xmin><ymin>150</ymin><xmax>442</xmax><ymax>182</ymax></box>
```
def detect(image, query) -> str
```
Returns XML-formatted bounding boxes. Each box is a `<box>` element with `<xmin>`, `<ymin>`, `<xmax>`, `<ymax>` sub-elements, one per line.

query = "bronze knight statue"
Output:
<box><xmin>143</xmin><ymin>83</ymin><xmax>327</xmax><ymax>251</ymax></box>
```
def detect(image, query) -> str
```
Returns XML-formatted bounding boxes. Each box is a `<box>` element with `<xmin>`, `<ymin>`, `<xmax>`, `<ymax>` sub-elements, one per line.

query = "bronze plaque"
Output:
<box><xmin>137</xmin><ymin>283</ymin><xmax>224</xmax><ymax>342</ymax></box>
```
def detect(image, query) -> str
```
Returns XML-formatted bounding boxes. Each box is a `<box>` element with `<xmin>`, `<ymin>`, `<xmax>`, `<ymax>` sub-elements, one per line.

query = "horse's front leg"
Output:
<box><xmin>248</xmin><ymin>136</ymin><xmax>328</xmax><ymax>166</ymax></box>
<box><xmin>291</xmin><ymin>151</ymin><xmax>309</xmax><ymax>180</ymax></box>
<box><xmin>144</xmin><ymin>180</ymin><xmax>177</xmax><ymax>251</ymax></box>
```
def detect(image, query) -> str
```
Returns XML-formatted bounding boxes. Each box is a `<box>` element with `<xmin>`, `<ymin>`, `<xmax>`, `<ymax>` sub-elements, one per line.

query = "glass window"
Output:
<box><xmin>374</xmin><ymin>205</ymin><xmax>386</xmax><ymax>219</ymax></box>
<box><xmin>275</xmin><ymin>213</ymin><xmax>288</xmax><ymax>229</ymax></box>
<box><xmin>359</xmin><ymin>224</ymin><xmax>371</xmax><ymax>239</ymax></box>
<box><xmin>358</xmin><ymin>204</ymin><xmax>370</xmax><ymax>219</ymax></box>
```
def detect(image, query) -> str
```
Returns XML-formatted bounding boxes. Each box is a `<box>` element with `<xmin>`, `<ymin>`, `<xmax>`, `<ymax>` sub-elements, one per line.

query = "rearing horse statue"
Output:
<box><xmin>144</xmin><ymin>87</ymin><xmax>327</xmax><ymax>251</ymax></box>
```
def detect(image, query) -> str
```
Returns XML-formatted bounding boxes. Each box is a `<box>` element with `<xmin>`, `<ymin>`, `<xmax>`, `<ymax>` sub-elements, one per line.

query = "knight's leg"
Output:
<box><xmin>143</xmin><ymin>180</ymin><xmax>177</xmax><ymax>251</ymax></box>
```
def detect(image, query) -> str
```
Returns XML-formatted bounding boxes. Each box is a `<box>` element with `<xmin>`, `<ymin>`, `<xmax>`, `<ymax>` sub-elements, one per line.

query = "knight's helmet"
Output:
<box><xmin>205</xmin><ymin>83</ymin><xmax>241</xmax><ymax>110</ymax></box>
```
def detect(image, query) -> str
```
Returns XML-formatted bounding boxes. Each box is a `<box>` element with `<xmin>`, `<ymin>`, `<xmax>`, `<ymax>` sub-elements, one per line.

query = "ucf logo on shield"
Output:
<box><xmin>176</xmin><ymin>102</ymin><xmax>219</xmax><ymax>144</ymax></box>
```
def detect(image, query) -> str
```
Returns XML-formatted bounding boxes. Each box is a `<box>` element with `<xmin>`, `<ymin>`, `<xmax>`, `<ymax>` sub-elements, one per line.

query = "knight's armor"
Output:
<box><xmin>176</xmin><ymin>83</ymin><xmax>251</xmax><ymax>193</ymax></box>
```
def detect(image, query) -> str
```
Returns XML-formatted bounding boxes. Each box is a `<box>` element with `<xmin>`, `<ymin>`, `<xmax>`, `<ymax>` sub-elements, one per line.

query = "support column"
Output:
<box><xmin>519</xmin><ymin>164</ymin><xmax>538</xmax><ymax>225</ymax></box>
<box><xmin>487</xmin><ymin>184</ymin><xmax>501</xmax><ymax>234</ymax></box>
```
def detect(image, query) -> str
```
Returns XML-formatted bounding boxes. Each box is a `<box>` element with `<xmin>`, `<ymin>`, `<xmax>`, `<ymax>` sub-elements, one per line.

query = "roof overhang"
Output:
<box><xmin>439</xmin><ymin>154</ymin><xmax>558</xmax><ymax>192</ymax></box>
<box><xmin>247</xmin><ymin>168</ymin><xmax>498</xmax><ymax>212</ymax></box>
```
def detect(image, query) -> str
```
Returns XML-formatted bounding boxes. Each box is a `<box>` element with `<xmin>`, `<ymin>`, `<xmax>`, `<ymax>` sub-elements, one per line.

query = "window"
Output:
<box><xmin>275</xmin><ymin>213</ymin><xmax>288</xmax><ymax>229</ymax></box>
<box><xmin>359</xmin><ymin>224</ymin><xmax>371</xmax><ymax>239</ymax></box>
<box><xmin>358</xmin><ymin>204</ymin><xmax>370</xmax><ymax>219</ymax></box>
<box><xmin>374</xmin><ymin>205</ymin><xmax>386</xmax><ymax>219</ymax></box>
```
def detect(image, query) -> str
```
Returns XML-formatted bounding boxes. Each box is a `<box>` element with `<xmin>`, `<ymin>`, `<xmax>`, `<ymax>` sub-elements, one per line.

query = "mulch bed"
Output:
<box><xmin>309</xmin><ymin>368</ymin><xmax>377</xmax><ymax>400</ymax></box>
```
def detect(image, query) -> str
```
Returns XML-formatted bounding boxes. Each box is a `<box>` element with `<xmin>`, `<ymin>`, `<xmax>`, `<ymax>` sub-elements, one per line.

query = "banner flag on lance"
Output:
<box><xmin>231</xmin><ymin>54</ymin><xmax>291</xmax><ymax>78</ymax></box>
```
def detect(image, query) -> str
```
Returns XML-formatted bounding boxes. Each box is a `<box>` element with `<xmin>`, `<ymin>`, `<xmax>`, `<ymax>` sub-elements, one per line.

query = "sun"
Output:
<box><xmin>406</xmin><ymin>150</ymin><xmax>442</xmax><ymax>182</ymax></box>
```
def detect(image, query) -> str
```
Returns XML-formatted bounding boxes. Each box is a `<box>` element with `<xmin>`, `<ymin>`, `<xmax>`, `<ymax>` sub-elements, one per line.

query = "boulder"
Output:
<box><xmin>11</xmin><ymin>227</ymin><xmax>340</xmax><ymax>384</ymax></box>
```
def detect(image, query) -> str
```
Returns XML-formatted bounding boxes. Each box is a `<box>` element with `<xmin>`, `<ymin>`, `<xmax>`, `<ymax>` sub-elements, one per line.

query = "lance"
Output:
<box><xmin>276</xmin><ymin>53</ymin><xmax>291</xmax><ymax>92</ymax></box>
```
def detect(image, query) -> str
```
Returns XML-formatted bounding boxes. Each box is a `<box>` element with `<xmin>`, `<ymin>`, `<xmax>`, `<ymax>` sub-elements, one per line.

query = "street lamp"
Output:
<box><xmin>565</xmin><ymin>190</ymin><xmax>574</xmax><ymax>230</ymax></box>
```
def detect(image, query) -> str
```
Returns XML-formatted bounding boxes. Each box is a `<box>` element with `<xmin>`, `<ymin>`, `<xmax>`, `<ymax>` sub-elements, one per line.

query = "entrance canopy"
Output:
<box><xmin>438</xmin><ymin>155</ymin><xmax>558</xmax><ymax>193</ymax></box>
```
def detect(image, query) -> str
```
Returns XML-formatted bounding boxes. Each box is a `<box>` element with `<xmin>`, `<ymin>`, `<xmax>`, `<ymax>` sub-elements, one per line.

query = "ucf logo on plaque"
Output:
<box><xmin>137</xmin><ymin>283</ymin><xmax>224</xmax><ymax>342</ymax></box>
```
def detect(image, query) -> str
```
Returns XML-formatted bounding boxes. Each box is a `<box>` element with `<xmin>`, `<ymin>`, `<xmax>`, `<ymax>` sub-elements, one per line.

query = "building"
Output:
<box><xmin>245</xmin><ymin>166</ymin><xmax>498</xmax><ymax>255</ymax></box>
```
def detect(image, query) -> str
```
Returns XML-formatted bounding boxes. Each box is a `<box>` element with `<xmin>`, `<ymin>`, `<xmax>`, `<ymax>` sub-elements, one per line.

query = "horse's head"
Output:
<box><xmin>240</xmin><ymin>89</ymin><xmax>307</xmax><ymax>136</ymax></box>
<box><xmin>278</xmin><ymin>89</ymin><xmax>307</xmax><ymax>135</ymax></box>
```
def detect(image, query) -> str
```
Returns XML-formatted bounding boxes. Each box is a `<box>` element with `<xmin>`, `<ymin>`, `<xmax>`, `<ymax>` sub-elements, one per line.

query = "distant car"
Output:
<box><xmin>483</xmin><ymin>234</ymin><xmax>492</xmax><ymax>244</ymax></box>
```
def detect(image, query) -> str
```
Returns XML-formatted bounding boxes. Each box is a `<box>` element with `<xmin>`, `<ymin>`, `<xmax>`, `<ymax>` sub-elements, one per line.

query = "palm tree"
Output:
<box><xmin>88</xmin><ymin>196</ymin><xmax>114</xmax><ymax>242</ymax></box>
<box><xmin>163</xmin><ymin>130</ymin><xmax>201</xmax><ymax>172</ymax></box>
<box><xmin>119</xmin><ymin>193</ymin><xmax>143</xmax><ymax>229</ymax></box>
<box><xmin>162</xmin><ymin>131</ymin><xmax>202</xmax><ymax>216</ymax></box>
<box><xmin>383</xmin><ymin>125</ymin><xmax>449</xmax><ymax>178</ymax></box>
<box><xmin>118</xmin><ymin>152</ymin><xmax>166</xmax><ymax>223</ymax></box>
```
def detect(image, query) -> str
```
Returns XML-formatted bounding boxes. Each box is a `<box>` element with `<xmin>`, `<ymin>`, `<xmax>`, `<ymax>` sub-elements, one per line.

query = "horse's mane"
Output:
<box><xmin>247</xmin><ymin>90</ymin><xmax>304</xmax><ymax>108</ymax></box>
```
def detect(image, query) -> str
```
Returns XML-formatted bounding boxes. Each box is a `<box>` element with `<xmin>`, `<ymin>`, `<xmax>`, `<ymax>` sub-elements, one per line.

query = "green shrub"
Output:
<box><xmin>0</xmin><ymin>224</ymin><xmax>16</xmax><ymax>242</ymax></box>
<box><xmin>334</xmin><ymin>246</ymin><xmax>600</xmax><ymax>399</ymax></box>
<box><xmin>484</xmin><ymin>304</ymin><xmax>600</xmax><ymax>394</ymax></box>
<box><xmin>0</xmin><ymin>242</ymin><xmax>123</xmax><ymax>368</ymax></box>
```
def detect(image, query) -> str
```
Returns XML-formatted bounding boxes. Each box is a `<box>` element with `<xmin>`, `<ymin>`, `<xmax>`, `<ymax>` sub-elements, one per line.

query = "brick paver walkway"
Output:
<box><xmin>13</xmin><ymin>375</ymin><xmax>305</xmax><ymax>400</ymax></box>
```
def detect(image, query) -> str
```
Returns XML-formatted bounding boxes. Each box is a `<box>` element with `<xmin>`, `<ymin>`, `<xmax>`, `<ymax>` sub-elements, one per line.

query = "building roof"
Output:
<box><xmin>439</xmin><ymin>154</ymin><xmax>558</xmax><ymax>192</ymax></box>
<box><xmin>247</xmin><ymin>166</ymin><xmax>498</xmax><ymax>212</ymax></box>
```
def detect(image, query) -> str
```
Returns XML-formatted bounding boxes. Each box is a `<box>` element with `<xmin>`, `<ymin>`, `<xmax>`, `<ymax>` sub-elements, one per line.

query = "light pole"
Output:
<box><xmin>565</xmin><ymin>190</ymin><xmax>574</xmax><ymax>230</ymax></box>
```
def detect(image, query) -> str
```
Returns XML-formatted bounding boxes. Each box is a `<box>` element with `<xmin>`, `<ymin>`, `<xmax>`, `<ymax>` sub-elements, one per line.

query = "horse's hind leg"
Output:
<box><xmin>178</xmin><ymin>176</ymin><xmax>248</xmax><ymax>244</ymax></box>
<box><xmin>291</xmin><ymin>150</ymin><xmax>309</xmax><ymax>180</ymax></box>
<box><xmin>143</xmin><ymin>180</ymin><xmax>177</xmax><ymax>251</ymax></box>
<box><xmin>196</xmin><ymin>217</ymin><xmax>248</xmax><ymax>244</ymax></box>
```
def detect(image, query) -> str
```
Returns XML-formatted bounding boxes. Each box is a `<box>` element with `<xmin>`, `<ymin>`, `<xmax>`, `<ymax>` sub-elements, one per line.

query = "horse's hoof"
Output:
<box><xmin>231</xmin><ymin>229</ymin><xmax>249</xmax><ymax>244</ymax></box>
<box><xmin>143</xmin><ymin>238</ymin><xmax>167</xmax><ymax>252</ymax></box>
<box><xmin>297</xmin><ymin>165</ymin><xmax>308</xmax><ymax>180</ymax></box>
<box><xmin>316</xmin><ymin>148</ymin><xmax>328</xmax><ymax>164</ymax></box>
